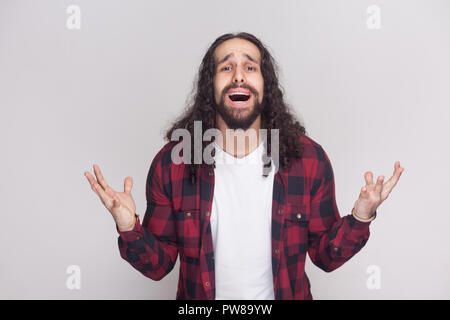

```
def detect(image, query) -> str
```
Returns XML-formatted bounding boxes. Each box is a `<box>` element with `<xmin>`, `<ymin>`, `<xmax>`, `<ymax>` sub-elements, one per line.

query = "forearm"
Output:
<box><xmin>308</xmin><ymin>213</ymin><xmax>371</xmax><ymax>272</ymax></box>
<box><xmin>117</xmin><ymin>216</ymin><xmax>178</xmax><ymax>280</ymax></box>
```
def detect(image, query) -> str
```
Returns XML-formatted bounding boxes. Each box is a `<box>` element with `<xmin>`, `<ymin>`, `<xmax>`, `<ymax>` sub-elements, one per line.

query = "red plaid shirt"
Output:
<box><xmin>117</xmin><ymin>133</ymin><xmax>372</xmax><ymax>299</ymax></box>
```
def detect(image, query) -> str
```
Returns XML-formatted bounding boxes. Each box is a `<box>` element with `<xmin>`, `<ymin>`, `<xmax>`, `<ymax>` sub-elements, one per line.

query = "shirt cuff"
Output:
<box><xmin>116</xmin><ymin>216</ymin><xmax>145</xmax><ymax>242</ymax></box>
<box><xmin>347</xmin><ymin>212</ymin><xmax>372</xmax><ymax>230</ymax></box>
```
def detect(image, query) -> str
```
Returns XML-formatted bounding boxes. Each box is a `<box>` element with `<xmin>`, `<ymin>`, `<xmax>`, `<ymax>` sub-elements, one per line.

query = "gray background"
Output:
<box><xmin>1</xmin><ymin>0</ymin><xmax>449</xmax><ymax>299</ymax></box>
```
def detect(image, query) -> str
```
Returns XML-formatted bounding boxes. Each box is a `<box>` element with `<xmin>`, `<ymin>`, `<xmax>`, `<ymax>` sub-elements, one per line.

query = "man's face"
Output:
<box><xmin>213</xmin><ymin>38</ymin><xmax>264</xmax><ymax>130</ymax></box>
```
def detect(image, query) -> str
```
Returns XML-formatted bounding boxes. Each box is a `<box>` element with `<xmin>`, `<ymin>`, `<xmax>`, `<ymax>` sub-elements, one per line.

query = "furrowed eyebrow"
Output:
<box><xmin>216</xmin><ymin>53</ymin><xmax>259</xmax><ymax>66</ymax></box>
<box><xmin>217</xmin><ymin>53</ymin><xmax>234</xmax><ymax>66</ymax></box>
<box><xmin>243</xmin><ymin>53</ymin><xmax>258</xmax><ymax>64</ymax></box>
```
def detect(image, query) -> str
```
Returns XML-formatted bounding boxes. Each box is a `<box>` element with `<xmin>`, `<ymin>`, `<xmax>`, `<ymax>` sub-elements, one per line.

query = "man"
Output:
<box><xmin>84</xmin><ymin>32</ymin><xmax>404</xmax><ymax>299</ymax></box>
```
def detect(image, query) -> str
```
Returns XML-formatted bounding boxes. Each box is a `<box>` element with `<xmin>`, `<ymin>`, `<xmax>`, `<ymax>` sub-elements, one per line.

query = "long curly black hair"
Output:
<box><xmin>164</xmin><ymin>32</ymin><xmax>307</xmax><ymax>184</ymax></box>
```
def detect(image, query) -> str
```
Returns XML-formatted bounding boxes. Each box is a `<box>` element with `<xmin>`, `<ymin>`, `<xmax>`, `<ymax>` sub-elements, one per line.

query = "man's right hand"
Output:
<box><xmin>84</xmin><ymin>164</ymin><xmax>137</xmax><ymax>232</ymax></box>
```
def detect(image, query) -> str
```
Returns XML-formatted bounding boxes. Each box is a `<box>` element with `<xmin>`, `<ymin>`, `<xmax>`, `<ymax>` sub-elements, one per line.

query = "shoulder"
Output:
<box><xmin>149</xmin><ymin>139</ymin><xmax>194</xmax><ymax>177</ymax></box>
<box><xmin>146</xmin><ymin>140</ymin><xmax>186</xmax><ymax>196</ymax></box>
<box><xmin>146</xmin><ymin>140</ymin><xmax>185</xmax><ymax>184</ymax></box>
<box><xmin>296</xmin><ymin>133</ymin><xmax>335</xmax><ymax>184</ymax></box>
<box><xmin>151</xmin><ymin>140</ymin><xmax>180</xmax><ymax>168</ymax></box>
<box><xmin>298</xmin><ymin>133</ymin><xmax>330</xmax><ymax>163</ymax></box>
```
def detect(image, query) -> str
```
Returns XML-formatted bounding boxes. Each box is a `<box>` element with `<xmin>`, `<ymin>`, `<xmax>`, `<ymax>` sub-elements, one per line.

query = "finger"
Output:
<box><xmin>124</xmin><ymin>176</ymin><xmax>133</xmax><ymax>194</ymax></box>
<box><xmin>87</xmin><ymin>170</ymin><xmax>113</xmax><ymax>207</ymax></box>
<box><xmin>360</xmin><ymin>186</ymin><xmax>369</xmax><ymax>198</ymax></box>
<box><xmin>84</xmin><ymin>171</ymin><xmax>96</xmax><ymax>188</ymax></box>
<box><xmin>394</xmin><ymin>161</ymin><xmax>404</xmax><ymax>178</ymax></box>
<box><xmin>85</xmin><ymin>172</ymin><xmax>103</xmax><ymax>194</ymax></box>
<box><xmin>375</xmin><ymin>175</ymin><xmax>384</xmax><ymax>194</ymax></box>
<box><xmin>381</xmin><ymin>163</ymin><xmax>404</xmax><ymax>198</ymax></box>
<box><xmin>383</xmin><ymin>162</ymin><xmax>404</xmax><ymax>190</ymax></box>
<box><xmin>95</xmin><ymin>182</ymin><xmax>114</xmax><ymax>208</ymax></box>
<box><xmin>364</xmin><ymin>171</ymin><xmax>374</xmax><ymax>186</ymax></box>
<box><xmin>93</xmin><ymin>164</ymin><xmax>116</xmax><ymax>197</ymax></box>
<box><xmin>93</xmin><ymin>164</ymin><xmax>108</xmax><ymax>189</ymax></box>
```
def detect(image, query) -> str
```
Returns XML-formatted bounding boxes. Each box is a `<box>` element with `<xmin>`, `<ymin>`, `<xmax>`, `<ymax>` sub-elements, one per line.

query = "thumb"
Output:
<box><xmin>124</xmin><ymin>176</ymin><xmax>133</xmax><ymax>194</ymax></box>
<box><xmin>112</xmin><ymin>195</ymin><xmax>121</xmax><ymax>209</ymax></box>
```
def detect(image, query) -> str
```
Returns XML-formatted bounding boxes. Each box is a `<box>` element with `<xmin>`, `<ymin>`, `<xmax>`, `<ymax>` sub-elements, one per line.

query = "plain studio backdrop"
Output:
<box><xmin>1</xmin><ymin>0</ymin><xmax>449</xmax><ymax>299</ymax></box>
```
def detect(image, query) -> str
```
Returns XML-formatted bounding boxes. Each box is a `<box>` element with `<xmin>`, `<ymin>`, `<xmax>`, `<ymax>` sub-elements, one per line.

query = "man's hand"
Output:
<box><xmin>84</xmin><ymin>164</ymin><xmax>137</xmax><ymax>232</ymax></box>
<box><xmin>353</xmin><ymin>161</ymin><xmax>405</xmax><ymax>220</ymax></box>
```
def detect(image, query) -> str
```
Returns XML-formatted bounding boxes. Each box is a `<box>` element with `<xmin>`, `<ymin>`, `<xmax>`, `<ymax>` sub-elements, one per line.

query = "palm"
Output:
<box><xmin>112</xmin><ymin>191</ymin><xmax>136</xmax><ymax>226</ymax></box>
<box><xmin>354</xmin><ymin>161</ymin><xmax>404</xmax><ymax>219</ymax></box>
<box><xmin>84</xmin><ymin>164</ymin><xmax>137</xmax><ymax>232</ymax></box>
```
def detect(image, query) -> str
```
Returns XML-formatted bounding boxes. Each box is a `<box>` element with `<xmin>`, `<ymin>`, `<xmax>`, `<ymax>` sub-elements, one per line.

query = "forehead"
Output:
<box><xmin>214</xmin><ymin>38</ymin><xmax>261</xmax><ymax>64</ymax></box>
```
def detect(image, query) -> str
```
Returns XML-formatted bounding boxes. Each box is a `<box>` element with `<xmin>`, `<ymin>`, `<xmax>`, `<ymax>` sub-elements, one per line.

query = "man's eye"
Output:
<box><xmin>221</xmin><ymin>66</ymin><xmax>255</xmax><ymax>71</ymax></box>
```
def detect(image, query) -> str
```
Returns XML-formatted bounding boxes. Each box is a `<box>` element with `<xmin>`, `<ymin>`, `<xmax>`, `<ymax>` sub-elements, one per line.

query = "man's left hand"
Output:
<box><xmin>353</xmin><ymin>161</ymin><xmax>405</xmax><ymax>219</ymax></box>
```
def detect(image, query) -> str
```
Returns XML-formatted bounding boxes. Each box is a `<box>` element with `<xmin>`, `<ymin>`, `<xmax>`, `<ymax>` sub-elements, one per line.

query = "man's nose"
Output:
<box><xmin>233</xmin><ymin>68</ymin><xmax>245</xmax><ymax>83</ymax></box>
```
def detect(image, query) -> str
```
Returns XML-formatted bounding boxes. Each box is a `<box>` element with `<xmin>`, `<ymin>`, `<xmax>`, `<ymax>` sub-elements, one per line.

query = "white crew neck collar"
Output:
<box><xmin>213</xmin><ymin>141</ymin><xmax>265</xmax><ymax>165</ymax></box>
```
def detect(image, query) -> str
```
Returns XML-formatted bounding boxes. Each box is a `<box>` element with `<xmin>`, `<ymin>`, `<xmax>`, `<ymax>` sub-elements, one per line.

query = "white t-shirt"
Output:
<box><xmin>210</xmin><ymin>141</ymin><xmax>275</xmax><ymax>300</ymax></box>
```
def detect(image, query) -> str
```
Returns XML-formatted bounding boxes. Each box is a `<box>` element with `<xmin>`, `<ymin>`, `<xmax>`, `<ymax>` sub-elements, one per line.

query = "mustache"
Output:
<box><xmin>221</xmin><ymin>83</ymin><xmax>258</xmax><ymax>97</ymax></box>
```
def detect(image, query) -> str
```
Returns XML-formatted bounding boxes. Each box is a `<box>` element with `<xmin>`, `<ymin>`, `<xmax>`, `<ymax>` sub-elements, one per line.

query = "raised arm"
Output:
<box><xmin>84</xmin><ymin>149</ymin><xmax>178</xmax><ymax>280</ymax></box>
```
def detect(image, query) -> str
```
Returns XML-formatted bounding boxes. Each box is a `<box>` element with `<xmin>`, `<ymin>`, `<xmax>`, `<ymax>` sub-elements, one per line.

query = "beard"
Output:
<box><xmin>214</xmin><ymin>84</ymin><xmax>264</xmax><ymax>131</ymax></box>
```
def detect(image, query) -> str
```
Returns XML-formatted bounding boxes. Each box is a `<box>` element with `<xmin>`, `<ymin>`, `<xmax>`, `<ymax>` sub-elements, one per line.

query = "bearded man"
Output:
<box><xmin>84</xmin><ymin>32</ymin><xmax>404</xmax><ymax>300</ymax></box>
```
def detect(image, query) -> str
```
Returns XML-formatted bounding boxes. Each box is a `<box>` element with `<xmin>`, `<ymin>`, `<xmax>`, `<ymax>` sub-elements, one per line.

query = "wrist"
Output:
<box><xmin>352</xmin><ymin>207</ymin><xmax>376</xmax><ymax>223</ymax></box>
<box><xmin>118</xmin><ymin>213</ymin><xmax>139</xmax><ymax>232</ymax></box>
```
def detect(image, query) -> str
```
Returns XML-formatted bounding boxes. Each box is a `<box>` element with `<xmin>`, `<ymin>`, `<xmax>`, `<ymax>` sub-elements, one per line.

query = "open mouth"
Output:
<box><xmin>228</xmin><ymin>92</ymin><xmax>251</xmax><ymax>102</ymax></box>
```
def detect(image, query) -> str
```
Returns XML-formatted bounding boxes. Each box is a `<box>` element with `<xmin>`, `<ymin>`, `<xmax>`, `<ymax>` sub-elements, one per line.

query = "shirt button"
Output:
<box><xmin>278</xmin><ymin>208</ymin><xmax>283</xmax><ymax>215</ymax></box>
<box><xmin>209</xmin><ymin>170</ymin><xmax>214</xmax><ymax>176</ymax></box>
<box><xmin>186</xmin><ymin>212</ymin><xmax>191</xmax><ymax>217</ymax></box>
<box><xmin>205</xmin><ymin>281</ymin><xmax>210</xmax><ymax>287</ymax></box>
<box><xmin>334</xmin><ymin>247</ymin><xmax>339</xmax><ymax>252</ymax></box>
<box><xmin>136</xmin><ymin>236</ymin><xmax>141</xmax><ymax>240</ymax></box>
<box><xmin>296</xmin><ymin>213</ymin><xmax>302</xmax><ymax>219</ymax></box>
<box><xmin>206</xmin><ymin>211</ymin><xmax>210</xmax><ymax>217</ymax></box>
<box><xmin>274</xmin><ymin>249</ymin><xmax>280</xmax><ymax>254</ymax></box>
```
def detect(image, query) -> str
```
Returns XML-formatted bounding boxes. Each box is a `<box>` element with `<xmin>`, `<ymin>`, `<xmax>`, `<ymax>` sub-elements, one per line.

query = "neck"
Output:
<box><xmin>216</xmin><ymin>114</ymin><xmax>261</xmax><ymax>158</ymax></box>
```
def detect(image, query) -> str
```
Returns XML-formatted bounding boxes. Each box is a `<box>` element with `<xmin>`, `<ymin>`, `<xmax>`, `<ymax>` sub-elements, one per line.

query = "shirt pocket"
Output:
<box><xmin>174</xmin><ymin>209</ymin><xmax>201</xmax><ymax>258</ymax></box>
<box><xmin>284</xmin><ymin>204</ymin><xmax>309</xmax><ymax>256</ymax></box>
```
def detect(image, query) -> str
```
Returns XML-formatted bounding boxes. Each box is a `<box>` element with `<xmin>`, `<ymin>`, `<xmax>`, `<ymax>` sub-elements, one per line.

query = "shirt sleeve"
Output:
<box><xmin>307</xmin><ymin>146</ymin><xmax>372</xmax><ymax>272</ymax></box>
<box><xmin>117</xmin><ymin>147</ymin><xmax>178</xmax><ymax>280</ymax></box>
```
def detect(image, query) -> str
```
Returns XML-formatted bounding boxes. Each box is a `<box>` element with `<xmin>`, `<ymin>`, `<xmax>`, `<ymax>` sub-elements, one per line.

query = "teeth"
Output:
<box><xmin>229</xmin><ymin>92</ymin><xmax>250</xmax><ymax>96</ymax></box>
